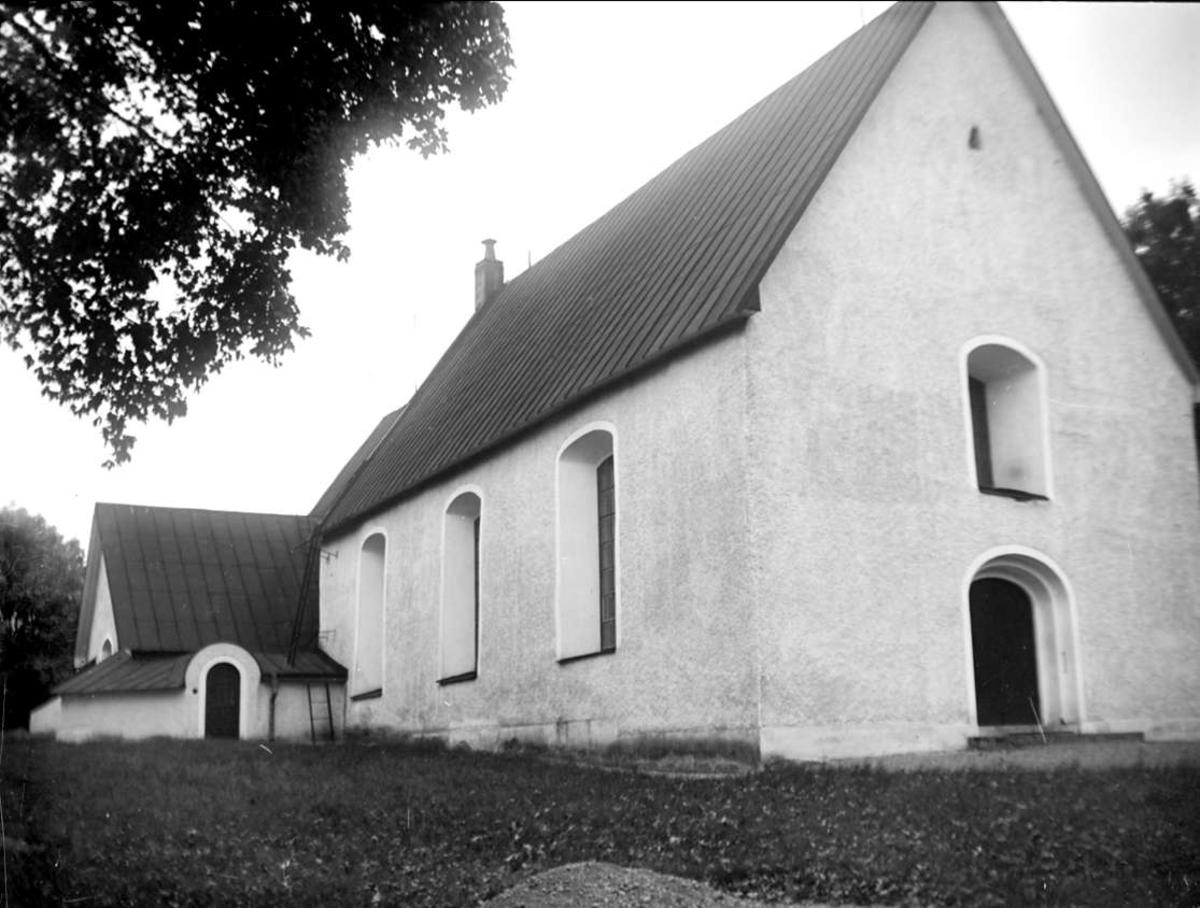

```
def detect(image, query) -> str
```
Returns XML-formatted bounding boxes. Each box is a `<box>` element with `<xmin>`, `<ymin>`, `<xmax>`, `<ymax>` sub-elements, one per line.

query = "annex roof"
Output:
<box><xmin>76</xmin><ymin>503</ymin><xmax>321</xmax><ymax>658</ymax></box>
<box><xmin>319</xmin><ymin>0</ymin><xmax>935</xmax><ymax>533</ymax></box>
<box><xmin>54</xmin><ymin>649</ymin><xmax>345</xmax><ymax>696</ymax></box>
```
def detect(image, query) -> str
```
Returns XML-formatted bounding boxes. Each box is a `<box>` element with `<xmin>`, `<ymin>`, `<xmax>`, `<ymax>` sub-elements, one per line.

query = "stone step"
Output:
<box><xmin>968</xmin><ymin>731</ymin><xmax>1145</xmax><ymax>750</ymax></box>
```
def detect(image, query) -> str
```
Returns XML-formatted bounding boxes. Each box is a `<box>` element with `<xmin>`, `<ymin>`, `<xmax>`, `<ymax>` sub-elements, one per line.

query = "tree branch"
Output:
<box><xmin>2</xmin><ymin>10</ymin><xmax>179</xmax><ymax>156</ymax></box>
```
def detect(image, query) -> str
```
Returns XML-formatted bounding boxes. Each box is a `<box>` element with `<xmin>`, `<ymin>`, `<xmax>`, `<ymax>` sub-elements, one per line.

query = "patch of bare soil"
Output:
<box><xmin>485</xmin><ymin>861</ymin><xmax>862</xmax><ymax>908</ymax></box>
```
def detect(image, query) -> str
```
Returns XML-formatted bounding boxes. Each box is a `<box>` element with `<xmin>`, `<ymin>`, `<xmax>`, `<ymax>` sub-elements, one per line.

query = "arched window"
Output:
<box><xmin>556</xmin><ymin>427</ymin><xmax>617</xmax><ymax>661</ymax></box>
<box><xmin>353</xmin><ymin>533</ymin><xmax>386</xmax><ymax>698</ymax></box>
<box><xmin>440</xmin><ymin>491</ymin><xmax>481</xmax><ymax>683</ymax></box>
<box><xmin>100</xmin><ymin>638</ymin><xmax>113</xmax><ymax>661</ymax></box>
<box><xmin>965</xmin><ymin>341</ymin><xmax>1050</xmax><ymax>500</ymax></box>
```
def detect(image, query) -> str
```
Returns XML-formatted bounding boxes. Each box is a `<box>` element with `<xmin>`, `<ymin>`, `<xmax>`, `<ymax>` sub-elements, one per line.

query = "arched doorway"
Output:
<box><xmin>205</xmin><ymin>663</ymin><xmax>241</xmax><ymax>739</ymax></box>
<box><xmin>965</xmin><ymin>549</ymin><xmax>1084</xmax><ymax>731</ymax></box>
<box><xmin>970</xmin><ymin>578</ymin><xmax>1039</xmax><ymax>726</ymax></box>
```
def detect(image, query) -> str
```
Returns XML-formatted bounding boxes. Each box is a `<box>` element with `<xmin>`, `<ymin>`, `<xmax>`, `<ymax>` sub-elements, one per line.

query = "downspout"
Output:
<box><xmin>268</xmin><ymin>672</ymin><xmax>279</xmax><ymax>743</ymax></box>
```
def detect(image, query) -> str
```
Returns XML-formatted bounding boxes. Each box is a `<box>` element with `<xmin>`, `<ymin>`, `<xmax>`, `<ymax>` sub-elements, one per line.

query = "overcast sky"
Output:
<box><xmin>3</xmin><ymin>1</ymin><xmax>1198</xmax><ymax>549</ymax></box>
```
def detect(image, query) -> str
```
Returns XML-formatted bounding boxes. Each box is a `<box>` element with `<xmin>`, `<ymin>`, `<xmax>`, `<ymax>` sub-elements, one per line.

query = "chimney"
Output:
<box><xmin>474</xmin><ymin>238</ymin><xmax>504</xmax><ymax>311</ymax></box>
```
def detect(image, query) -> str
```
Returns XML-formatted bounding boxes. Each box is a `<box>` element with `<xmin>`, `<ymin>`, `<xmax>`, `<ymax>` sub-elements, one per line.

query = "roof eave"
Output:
<box><xmin>321</xmin><ymin>308</ymin><xmax>758</xmax><ymax>538</ymax></box>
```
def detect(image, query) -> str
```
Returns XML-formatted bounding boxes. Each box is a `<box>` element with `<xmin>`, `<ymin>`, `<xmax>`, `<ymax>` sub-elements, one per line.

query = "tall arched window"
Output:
<box><xmin>440</xmin><ymin>491</ymin><xmax>481</xmax><ymax>683</ymax></box>
<box><xmin>965</xmin><ymin>341</ymin><xmax>1050</xmax><ymax>500</ymax></box>
<box><xmin>353</xmin><ymin>533</ymin><xmax>386</xmax><ymax>698</ymax></box>
<box><xmin>556</xmin><ymin>427</ymin><xmax>617</xmax><ymax>661</ymax></box>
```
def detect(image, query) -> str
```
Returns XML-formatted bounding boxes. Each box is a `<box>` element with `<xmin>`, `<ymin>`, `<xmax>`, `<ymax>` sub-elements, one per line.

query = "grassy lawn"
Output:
<box><xmin>3</xmin><ymin>736</ymin><xmax>1198</xmax><ymax>907</ymax></box>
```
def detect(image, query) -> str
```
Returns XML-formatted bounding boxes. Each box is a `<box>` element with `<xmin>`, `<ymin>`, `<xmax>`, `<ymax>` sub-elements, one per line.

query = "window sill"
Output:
<box><xmin>557</xmin><ymin>647</ymin><xmax>616</xmax><ymax>666</ymax></box>
<box><xmin>437</xmin><ymin>671</ymin><xmax>478</xmax><ymax>686</ymax></box>
<box><xmin>979</xmin><ymin>487</ymin><xmax>1049</xmax><ymax>503</ymax></box>
<box><xmin>350</xmin><ymin>688</ymin><xmax>382</xmax><ymax>702</ymax></box>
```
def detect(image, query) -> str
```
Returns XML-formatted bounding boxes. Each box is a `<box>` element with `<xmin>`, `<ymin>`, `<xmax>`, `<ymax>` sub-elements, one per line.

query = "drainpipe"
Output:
<box><xmin>268</xmin><ymin>672</ymin><xmax>279</xmax><ymax>743</ymax></box>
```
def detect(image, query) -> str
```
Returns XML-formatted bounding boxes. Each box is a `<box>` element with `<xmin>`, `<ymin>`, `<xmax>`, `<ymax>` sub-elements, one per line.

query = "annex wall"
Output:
<box><xmin>748</xmin><ymin>2</ymin><xmax>1200</xmax><ymax>759</ymax></box>
<box><xmin>267</xmin><ymin>681</ymin><xmax>346</xmax><ymax>743</ymax></box>
<box><xmin>320</xmin><ymin>330</ymin><xmax>759</xmax><ymax>754</ymax></box>
<box><xmin>49</xmin><ymin>690</ymin><xmax>193</xmax><ymax>741</ymax></box>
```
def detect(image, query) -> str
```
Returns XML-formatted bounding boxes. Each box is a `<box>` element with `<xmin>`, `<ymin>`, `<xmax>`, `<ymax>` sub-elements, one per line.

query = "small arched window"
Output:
<box><xmin>556</xmin><ymin>428</ymin><xmax>617</xmax><ymax>661</ymax></box>
<box><xmin>100</xmin><ymin>638</ymin><xmax>113</xmax><ymax>661</ymax></box>
<box><xmin>965</xmin><ymin>341</ymin><xmax>1050</xmax><ymax>500</ymax></box>
<box><xmin>353</xmin><ymin>533</ymin><xmax>386</xmax><ymax>698</ymax></box>
<box><xmin>440</xmin><ymin>491</ymin><xmax>481</xmax><ymax>683</ymax></box>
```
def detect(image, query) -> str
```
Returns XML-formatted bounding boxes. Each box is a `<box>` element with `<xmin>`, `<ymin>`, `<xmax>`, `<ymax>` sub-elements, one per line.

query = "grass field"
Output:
<box><xmin>2</xmin><ymin>735</ymin><xmax>1198</xmax><ymax>907</ymax></box>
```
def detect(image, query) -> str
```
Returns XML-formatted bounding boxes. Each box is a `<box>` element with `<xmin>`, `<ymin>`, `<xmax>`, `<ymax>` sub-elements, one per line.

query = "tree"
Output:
<box><xmin>1123</xmin><ymin>179</ymin><xmax>1200</xmax><ymax>366</ymax></box>
<box><xmin>0</xmin><ymin>3</ymin><xmax>511</xmax><ymax>464</ymax></box>
<box><xmin>0</xmin><ymin>506</ymin><xmax>84</xmax><ymax>729</ymax></box>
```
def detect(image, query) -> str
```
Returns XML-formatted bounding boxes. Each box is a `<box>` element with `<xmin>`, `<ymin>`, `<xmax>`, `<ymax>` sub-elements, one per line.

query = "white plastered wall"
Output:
<box><xmin>85</xmin><ymin>555</ymin><xmax>119</xmax><ymax>662</ymax></box>
<box><xmin>749</xmin><ymin>1</ymin><xmax>1200</xmax><ymax>760</ymax></box>
<box><xmin>39</xmin><ymin>691</ymin><xmax>192</xmax><ymax>741</ymax></box>
<box><xmin>320</xmin><ymin>331</ymin><xmax>759</xmax><ymax>753</ymax></box>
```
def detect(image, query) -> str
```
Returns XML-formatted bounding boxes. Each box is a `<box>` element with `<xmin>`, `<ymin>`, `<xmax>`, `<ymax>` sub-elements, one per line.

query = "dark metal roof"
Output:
<box><xmin>255</xmin><ymin>650</ymin><xmax>348</xmax><ymax>681</ymax></box>
<box><xmin>53</xmin><ymin>648</ymin><xmax>346</xmax><ymax>695</ymax></box>
<box><xmin>54</xmin><ymin>651</ymin><xmax>191</xmax><ymax>694</ymax></box>
<box><xmin>92</xmin><ymin>503</ymin><xmax>320</xmax><ymax>654</ymax></box>
<box><xmin>320</xmin><ymin>0</ymin><xmax>934</xmax><ymax>534</ymax></box>
<box><xmin>309</xmin><ymin>406</ymin><xmax>405</xmax><ymax>521</ymax></box>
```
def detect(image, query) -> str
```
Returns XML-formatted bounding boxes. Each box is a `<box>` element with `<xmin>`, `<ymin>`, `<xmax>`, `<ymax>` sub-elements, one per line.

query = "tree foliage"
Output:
<box><xmin>0</xmin><ymin>2</ymin><xmax>511</xmax><ymax>464</ymax></box>
<box><xmin>0</xmin><ymin>505</ymin><xmax>84</xmax><ymax>729</ymax></box>
<box><xmin>1123</xmin><ymin>179</ymin><xmax>1200</xmax><ymax>366</ymax></box>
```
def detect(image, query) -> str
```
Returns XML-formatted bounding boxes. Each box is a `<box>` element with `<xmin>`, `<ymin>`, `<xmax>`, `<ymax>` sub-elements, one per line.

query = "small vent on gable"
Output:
<box><xmin>968</xmin><ymin>125</ymin><xmax>982</xmax><ymax>150</ymax></box>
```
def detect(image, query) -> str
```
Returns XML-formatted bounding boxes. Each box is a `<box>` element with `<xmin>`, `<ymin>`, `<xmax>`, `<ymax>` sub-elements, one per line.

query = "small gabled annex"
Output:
<box><xmin>31</xmin><ymin>503</ymin><xmax>346</xmax><ymax>742</ymax></box>
<box><xmin>312</xmin><ymin>0</ymin><xmax>1200</xmax><ymax>761</ymax></box>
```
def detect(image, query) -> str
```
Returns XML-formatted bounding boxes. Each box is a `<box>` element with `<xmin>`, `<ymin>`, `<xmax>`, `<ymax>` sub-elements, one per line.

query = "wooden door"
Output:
<box><xmin>205</xmin><ymin>663</ymin><xmax>240</xmax><ymax>739</ymax></box>
<box><xmin>970</xmin><ymin>578</ymin><xmax>1039</xmax><ymax>726</ymax></box>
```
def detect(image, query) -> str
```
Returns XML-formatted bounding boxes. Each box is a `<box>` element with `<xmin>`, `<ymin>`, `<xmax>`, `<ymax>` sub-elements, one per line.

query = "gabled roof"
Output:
<box><xmin>320</xmin><ymin>0</ymin><xmax>1196</xmax><ymax>535</ymax></box>
<box><xmin>320</xmin><ymin>0</ymin><xmax>935</xmax><ymax>533</ymax></box>
<box><xmin>75</xmin><ymin>503</ymin><xmax>320</xmax><ymax>657</ymax></box>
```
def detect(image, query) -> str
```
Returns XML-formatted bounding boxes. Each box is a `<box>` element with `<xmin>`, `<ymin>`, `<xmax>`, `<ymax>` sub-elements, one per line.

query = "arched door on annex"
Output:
<box><xmin>967</xmin><ymin>552</ymin><xmax>1081</xmax><ymax>731</ymax></box>
<box><xmin>205</xmin><ymin>663</ymin><xmax>241</xmax><ymax>739</ymax></box>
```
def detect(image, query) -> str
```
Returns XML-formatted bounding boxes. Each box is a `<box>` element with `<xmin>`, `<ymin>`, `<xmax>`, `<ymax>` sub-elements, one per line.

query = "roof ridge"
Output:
<box><xmin>321</xmin><ymin>0</ymin><xmax>935</xmax><ymax>534</ymax></box>
<box><xmin>94</xmin><ymin>501</ymin><xmax>317</xmax><ymax>522</ymax></box>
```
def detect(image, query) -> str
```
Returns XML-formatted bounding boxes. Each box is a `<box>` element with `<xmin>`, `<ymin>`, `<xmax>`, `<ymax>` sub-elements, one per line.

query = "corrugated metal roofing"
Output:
<box><xmin>94</xmin><ymin>503</ymin><xmax>320</xmax><ymax>654</ymax></box>
<box><xmin>321</xmin><ymin>0</ymin><xmax>934</xmax><ymax>534</ymax></box>
<box><xmin>53</xmin><ymin>651</ymin><xmax>191</xmax><ymax>694</ymax></box>
<box><xmin>53</xmin><ymin>648</ymin><xmax>346</xmax><ymax>695</ymax></box>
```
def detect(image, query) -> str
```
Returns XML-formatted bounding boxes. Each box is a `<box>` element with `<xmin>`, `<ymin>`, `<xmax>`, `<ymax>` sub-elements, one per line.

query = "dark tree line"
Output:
<box><xmin>1123</xmin><ymin>179</ymin><xmax>1200</xmax><ymax>366</ymax></box>
<box><xmin>0</xmin><ymin>506</ymin><xmax>83</xmax><ymax>729</ymax></box>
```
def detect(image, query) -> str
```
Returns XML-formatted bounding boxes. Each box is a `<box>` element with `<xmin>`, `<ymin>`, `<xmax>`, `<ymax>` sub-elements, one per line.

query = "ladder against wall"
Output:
<box><xmin>307</xmin><ymin>683</ymin><xmax>335</xmax><ymax>743</ymax></box>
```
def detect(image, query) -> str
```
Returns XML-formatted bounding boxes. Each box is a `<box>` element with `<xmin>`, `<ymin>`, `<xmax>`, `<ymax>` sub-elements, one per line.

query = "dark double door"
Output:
<box><xmin>969</xmin><ymin>578</ymin><xmax>1040</xmax><ymax>726</ymax></box>
<box><xmin>205</xmin><ymin>663</ymin><xmax>240</xmax><ymax>739</ymax></box>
